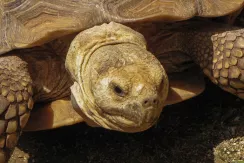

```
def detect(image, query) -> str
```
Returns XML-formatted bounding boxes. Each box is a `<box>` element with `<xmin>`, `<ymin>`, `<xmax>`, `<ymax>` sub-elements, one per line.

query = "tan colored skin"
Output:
<box><xmin>72</xmin><ymin>44</ymin><xmax>166</xmax><ymax>132</ymax></box>
<box><xmin>184</xmin><ymin>26</ymin><xmax>244</xmax><ymax>99</ymax></box>
<box><xmin>0</xmin><ymin>55</ymin><xmax>33</xmax><ymax>162</ymax></box>
<box><xmin>149</xmin><ymin>22</ymin><xmax>244</xmax><ymax>99</ymax></box>
<box><xmin>0</xmin><ymin>22</ymin><xmax>169</xmax><ymax>162</ymax></box>
<box><xmin>0</xmin><ymin>0</ymin><xmax>243</xmax><ymax>162</ymax></box>
<box><xmin>1</xmin><ymin>20</ymin><xmax>244</xmax><ymax>162</ymax></box>
<box><xmin>65</xmin><ymin>23</ymin><xmax>168</xmax><ymax>132</ymax></box>
<box><xmin>130</xmin><ymin>21</ymin><xmax>244</xmax><ymax>99</ymax></box>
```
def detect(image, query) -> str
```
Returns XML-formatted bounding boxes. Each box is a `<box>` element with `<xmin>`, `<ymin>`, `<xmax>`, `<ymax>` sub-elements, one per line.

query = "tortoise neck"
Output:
<box><xmin>181</xmin><ymin>24</ymin><xmax>240</xmax><ymax>68</ymax></box>
<box><xmin>48</xmin><ymin>33</ymin><xmax>78</xmax><ymax>60</ymax></box>
<box><xmin>18</xmin><ymin>46</ymin><xmax>73</xmax><ymax>102</ymax></box>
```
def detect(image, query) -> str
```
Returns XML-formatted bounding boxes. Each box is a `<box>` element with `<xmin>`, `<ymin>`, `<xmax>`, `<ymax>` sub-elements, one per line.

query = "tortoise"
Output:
<box><xmin>1</xmin><ymin>0</ymin><xmax>244</xmax><ymax>162</ymax></box>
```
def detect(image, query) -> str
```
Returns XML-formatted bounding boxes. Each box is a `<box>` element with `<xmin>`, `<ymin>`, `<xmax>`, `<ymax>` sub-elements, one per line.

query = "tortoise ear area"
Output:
<box><xmin>70</xmin><ymin>91</ymin><xmax>81</xmax><ymax>112</ymax></box>
<box><xmin>70</xmin><ymin>87</ymin><xmax>99</xmax><ymax>128</ymax></box>
<box><xmin>165</xmin><ymin>68</ymin><xmax>205</xmax><ymax>105</ymax></box>
<box><xmin>69</xmin><ymin>82</ymin><xmax>89</xmax><ymax>120</ymax></box>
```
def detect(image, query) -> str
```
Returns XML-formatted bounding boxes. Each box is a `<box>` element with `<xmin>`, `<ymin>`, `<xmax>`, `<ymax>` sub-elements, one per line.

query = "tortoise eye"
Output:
<box><xmin>115</xmin><ymin>85</ymin><xmax>122</xmax><ymax>93</ymax></box>
<box><xmin>112</xmin><ymin>84</ymin><xmax>125</xmax><ymax>97</ymax></box>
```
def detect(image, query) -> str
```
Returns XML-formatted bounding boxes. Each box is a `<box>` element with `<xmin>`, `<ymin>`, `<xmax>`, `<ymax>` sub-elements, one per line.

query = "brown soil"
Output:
<box><xmin>9</xmin><ymin>79</ymin><xmax>244</xmax><ymax>163</ymax></box>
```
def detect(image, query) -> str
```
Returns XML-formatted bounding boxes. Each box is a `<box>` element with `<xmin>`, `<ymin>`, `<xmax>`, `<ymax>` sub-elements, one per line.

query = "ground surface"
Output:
<box><xmin>8</xmin><ymin>79</ymin><xmax>244</xmax><ymax>163</ymax></box>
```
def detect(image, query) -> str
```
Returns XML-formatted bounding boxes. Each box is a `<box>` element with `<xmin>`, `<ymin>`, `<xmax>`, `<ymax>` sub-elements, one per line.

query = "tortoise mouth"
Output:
<box><xmin>102</xmin><ymin>112</ymin><xmax>158</xmax><ymax>132</ymax></box>
<box><xmin>101</xmin><ymin>109</ymin><xmax>141</xmax><ymax>127</ymax></box>
<box><xmin>103</xmin><ymin>111</ymin><xmax>139</xmax><ymax>128</ymax></box>
<box><xmin>100</xmin><ymin>105</ymin><xmax>161</xmax><ymax>131</ymax></box>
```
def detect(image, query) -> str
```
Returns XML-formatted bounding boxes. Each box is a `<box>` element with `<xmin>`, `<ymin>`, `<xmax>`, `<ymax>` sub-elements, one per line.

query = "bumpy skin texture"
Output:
<box><xmin>66</xmin><ymin>22</ymin><xmax>168</xmax><ymax>132</ymax></box>
<box><xmin>18</xmin><ymin>46</ymin><xmax>72</xmax><ymax>102</ymax></box>
<box><xmin>0</xmin><ymin>54</ymin><xmax>33</xmax><ymax>162</ymax></box>
<box><xmin>1</xmin><ymin>21</ymin><xmax>244</xmax><ymax>162</ymax></box>
<box><xmin>0</xmin><ymin>47</ymin><xmax>72</xmax><ymax>162</ymax></box>
<box><xmin>132</xmin><ymin>22</ymin><xmax>244</xmax><ymax>99</ymax></box>
<box><xmin>183</xmin><ymin>27</ymin><xmax>244</xmax><ymax>99</ymax></box>
<box><xmin>0</xmin><ymin>46</ymin><xmax>74</xmax><ymax>162</ymax></box>
<box><xmin>0</xmin><ymin>22</ymin><xmax>168</xmax><ymax>162</ymax></box>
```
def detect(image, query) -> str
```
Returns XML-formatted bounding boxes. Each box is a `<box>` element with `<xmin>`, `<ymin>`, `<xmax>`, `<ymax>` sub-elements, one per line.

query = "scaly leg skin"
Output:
<box><xmin>182</xmin><ymin>27</ymin><xmax>244</xmax><ymax>162</ymax></box>
<box><xmin>0</xmin><ymin>54</ymin><xmax>33</xmax><ymax>162</ymax></box>
<box><xmin>186</xmin><ymin>28</ymin><xmax>244</xmax><ymax>99</ymax></box>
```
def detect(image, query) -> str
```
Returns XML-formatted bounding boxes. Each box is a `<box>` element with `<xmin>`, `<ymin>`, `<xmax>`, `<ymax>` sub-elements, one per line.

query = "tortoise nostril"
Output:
<box><xmin>153</xmin><ymin>99</ymin><xmax>157</xmax><ymax>104</ymax></box>
<box><xmin>142</xmin><ymin>97</ymin><xmax>158</xmax><ymax>107</ymax></box>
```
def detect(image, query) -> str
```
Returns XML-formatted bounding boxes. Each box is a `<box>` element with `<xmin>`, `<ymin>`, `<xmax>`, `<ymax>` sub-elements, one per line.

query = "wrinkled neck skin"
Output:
<box><xmin>14</xmin><ymin>46</ymin><xmax>73</xmax><ymax>102</ymax></box>
<box><xmin>65</xmin><ymin>22</ymin><xmax>169</xmax><ymax>133</ymax></box>
<box><xmin>70</xmin><ymin>43</ymin><xmax>168</xmax><ymax>132</ymax></box>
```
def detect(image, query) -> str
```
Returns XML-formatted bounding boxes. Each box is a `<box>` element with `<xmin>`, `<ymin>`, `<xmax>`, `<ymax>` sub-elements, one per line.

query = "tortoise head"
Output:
<box><xmin>65</xmin><ymin>22</ymin><xmax>168</xmax><ymax>132</ymax></box>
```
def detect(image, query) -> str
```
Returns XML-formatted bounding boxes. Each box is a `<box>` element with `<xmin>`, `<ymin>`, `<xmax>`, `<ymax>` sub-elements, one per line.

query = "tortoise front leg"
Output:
<box><xmin>188</xmin><ymin>28</ymin><xmax>244</xmax><ymax>99</ymax></box>
<box><xmin>0</xmin><ymin>54</ymin><xmax>33</xmax><ymax>162</ymax></box>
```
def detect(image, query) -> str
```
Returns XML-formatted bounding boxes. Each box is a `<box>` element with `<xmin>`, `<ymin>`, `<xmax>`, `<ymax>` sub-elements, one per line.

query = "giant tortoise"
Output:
<box><xmin>0</xmin><ymin>0</ymin><xmax>244</xmax><ymax>162</ymax></box>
